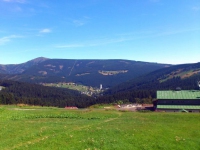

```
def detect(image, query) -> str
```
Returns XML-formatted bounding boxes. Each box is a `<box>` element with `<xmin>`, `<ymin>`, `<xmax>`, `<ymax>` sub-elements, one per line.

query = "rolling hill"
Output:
<box><xmin>104</xmin><ymin>62</ymin><xmax>200</xmax><ymax>95</ymax></box>
<box><xmin>0</xmin><ymin>58</ymin><xmax>170</xmax><ymax>87</ymax></box>
<box><xmin>86</xmin><ymin>62</ymin><xmax>200</xmax><ymax>105</ymax></box>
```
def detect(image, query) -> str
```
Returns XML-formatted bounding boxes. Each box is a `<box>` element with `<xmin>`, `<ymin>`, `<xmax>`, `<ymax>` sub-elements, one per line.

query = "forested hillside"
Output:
<box><xmin>106</xmin><ymin>62</ymin><xmax>200</xmax><ymax>94</ymax></box>
<box><xmin>2</xmin><ymin>59</ymin><xmax>200</xmax><ymax>107</ymax></box>
<box><xmin>0</xmin><ymin>80</ymin><xmax>95</xmax><ymax>108</ymax></box>
<box><xmin>0</xmin><ymin>58</ymin><xmax>170</xmax><ymax>87</ymax></box>
<box><xmin>0</xmin><ymin>80</ymin><xmax>160</xmax><ymax>107</ymax></box>
<box><xmin>100</xmin><ymin>62</ymin><xmax>200</xmax><ymax>104</ymax></box>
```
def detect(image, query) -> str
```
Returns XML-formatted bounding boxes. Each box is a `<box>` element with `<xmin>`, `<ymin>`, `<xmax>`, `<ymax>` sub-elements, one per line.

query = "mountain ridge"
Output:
<box><xmin>0</xmin><ymin>57</ymin><xmax>49</xmax><ymax>74</ymax></box>
<box><xmin>0</xmin><ymin>57</ymin><xmax>170</xmax><ymax>87</ymax></box>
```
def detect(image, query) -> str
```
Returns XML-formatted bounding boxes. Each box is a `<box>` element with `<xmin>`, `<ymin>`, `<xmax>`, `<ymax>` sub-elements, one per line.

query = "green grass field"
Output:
<box><xmin>0</xmin><ymin>105</ymin><xmax>200</xmax><ymax>150</ymax></box>
<box><xmin>44</xmin><ymin>83</ymin><xmax>89</xmax><ymax>92</ymax></box>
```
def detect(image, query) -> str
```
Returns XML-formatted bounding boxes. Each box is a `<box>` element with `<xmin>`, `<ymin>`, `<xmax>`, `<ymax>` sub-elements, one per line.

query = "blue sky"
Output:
<box><xmin>0</xmin><ymin>0</ymin><xmax>199</xmax><ymax>64</ymax></box>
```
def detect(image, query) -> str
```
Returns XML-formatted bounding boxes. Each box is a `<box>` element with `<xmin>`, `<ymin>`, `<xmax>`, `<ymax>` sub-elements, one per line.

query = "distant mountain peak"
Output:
<box><xmin>28</xmin><ymin>57</ymin><xmax>49</xmax><ymax>64</ymax></box>
<box><xmin>0</xmin><ymin>57</ymin><xmax>49</xmax><ymax>74</ymax></box>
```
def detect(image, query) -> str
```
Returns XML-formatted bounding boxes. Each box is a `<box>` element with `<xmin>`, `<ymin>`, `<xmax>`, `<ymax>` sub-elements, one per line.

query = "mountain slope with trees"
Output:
<box><xmin>1</xmin><ymin>62</ymin><xmax>200</xmax><ymax>107</ymax></box>
<box><xmin>0</xmin><ymin>58</ymin><xmax>170</xmax><ymax>87</ymax></box>
<box><xmin>98</xmin><ymin>62</ymin><xmax>200</xmax><ymax>104</ymax></box>
<box><xmin>0</xmin><ymin>80</ymin><xmax>95</xmax><ymax>108</ymax></box>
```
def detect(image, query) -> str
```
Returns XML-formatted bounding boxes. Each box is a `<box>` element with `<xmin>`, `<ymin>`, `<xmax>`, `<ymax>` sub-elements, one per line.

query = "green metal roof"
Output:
<box><xmin>157</xmin><ymin>105</ymin><xmax>200</xmax><ymax>110</ymax></box>
<box><xmin>157</xmin><ymin>90</ymin><xmax>200</xmax><ymax>99</ymax></box>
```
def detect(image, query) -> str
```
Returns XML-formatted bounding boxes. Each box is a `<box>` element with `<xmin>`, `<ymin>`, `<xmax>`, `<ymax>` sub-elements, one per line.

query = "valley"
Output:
<box><xmin>1</xmin><ymin>58</ymin><xmax>200</xmax><ymax>150</ymax></box>
<box><xmin>1</xmin><ymin>1</ymin><xmax>199</xmax><ymax>149</ymax></box>
<box><xmin>1</xmin><ymin>58</ymin><xmax>200</xmax><ymax>108</ymax></box>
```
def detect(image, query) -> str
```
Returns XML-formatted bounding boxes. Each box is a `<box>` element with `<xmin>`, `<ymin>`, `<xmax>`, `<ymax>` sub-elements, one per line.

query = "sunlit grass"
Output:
<box><xmin>0</xmin><ymin>106</ymin><xmax>199</xmax><ymax>150</ymax></box>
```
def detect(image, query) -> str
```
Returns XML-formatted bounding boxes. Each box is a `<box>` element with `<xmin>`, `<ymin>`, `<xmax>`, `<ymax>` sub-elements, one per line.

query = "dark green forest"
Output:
<box><xmin>1</xmin><ymin>62</ymin><xmax>200</xmax><ymax>107</ymax></box>
<box><xmin>100</xmin><ymin>63</ymin><xmax>200</xmax><ymax>105</ymax></box>
<box><xmin>1</xmin><ymin>74</ymin><xmax>200</xmax><ymax>107</ymax></box>
<box><xmin>0</xmin><ymin>80</ymin><xmax>159</xmax><ymax>107</ymax></box>
<box><xmin>99</xmin><ymin>75</ymin><xmax>200</xmax><ymax>105</ymax></box>
<box><xmin>0</xmin><ymin>80</ymin><xmax>95</xmax><ymax>108</ymax></box>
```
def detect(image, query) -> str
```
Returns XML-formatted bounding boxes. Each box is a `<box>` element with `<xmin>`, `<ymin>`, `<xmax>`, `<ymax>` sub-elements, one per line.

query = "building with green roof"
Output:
<box><xmin>155</xmin><ymin>90</ymin><xmax>200</xmax><ymax>112</ymax></box>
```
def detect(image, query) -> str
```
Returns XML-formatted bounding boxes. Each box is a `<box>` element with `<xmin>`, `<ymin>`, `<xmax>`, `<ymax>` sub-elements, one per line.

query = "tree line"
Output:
<box><xmin>1</xmin><ymin>72</ymin><xmax>200</xmax><ymax>108</ymax></box>
<box><xmin>0</xmin><ymin>80</ymin><xmax>95</xmax><ymax>108</ymax></box>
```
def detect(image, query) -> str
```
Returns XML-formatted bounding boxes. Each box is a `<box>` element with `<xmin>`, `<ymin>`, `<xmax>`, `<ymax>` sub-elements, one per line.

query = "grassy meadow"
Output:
<box><xmin>44</xmin><ymin>83</ymin><xmax>89</xmax><ymax>92</ymax></box>
<box><xmin>0</xmin><ymin>105</ymin><xmax>200</xmax><ymax>150</ymax></box>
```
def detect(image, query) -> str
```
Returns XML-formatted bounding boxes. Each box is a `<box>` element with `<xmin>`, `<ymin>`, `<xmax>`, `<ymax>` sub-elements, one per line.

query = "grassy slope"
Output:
<box><xmin>44</xmin><ymin>83</ymin><xmax>89</xmax><ymax>92</ymax></box>
<box><xmin>0</xmin><ymin>106</ymin><xmax>199</xmax><ymax>150</ymax></box>
<box><xmin>160</xmin><ymin>68</ymin><xmax>200</xmax><ymax>83</ymax></box>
